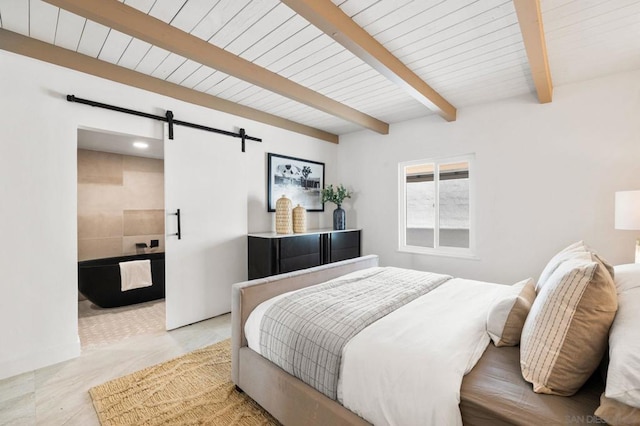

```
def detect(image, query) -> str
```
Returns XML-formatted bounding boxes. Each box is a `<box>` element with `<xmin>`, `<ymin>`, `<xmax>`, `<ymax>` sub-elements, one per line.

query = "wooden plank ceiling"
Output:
<box><xmin>0</xmin><ymin>0</ymin><xmax>638</xmax><ymax>141</ymax></box>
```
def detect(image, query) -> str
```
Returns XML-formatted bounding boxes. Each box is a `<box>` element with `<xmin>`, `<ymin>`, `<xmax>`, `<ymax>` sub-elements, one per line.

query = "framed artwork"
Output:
<box><xmin>267</xmin><ymin>153</ymin><xmax>325</xmax><ymax>212</ymax></box>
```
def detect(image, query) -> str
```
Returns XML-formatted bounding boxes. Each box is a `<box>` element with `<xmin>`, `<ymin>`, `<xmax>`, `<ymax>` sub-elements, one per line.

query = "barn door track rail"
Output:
<box><xmin>66</xmin><ymin>95</ymin><xmax>261</xmax><ymax>152</ymax></box>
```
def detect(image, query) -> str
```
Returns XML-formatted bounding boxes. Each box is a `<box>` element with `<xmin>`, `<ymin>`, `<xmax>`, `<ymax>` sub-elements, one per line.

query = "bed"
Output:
<box><xmin>231</xmin><ymin>250</ymin><xmax>639</xmax><ymax>425</ymax></box>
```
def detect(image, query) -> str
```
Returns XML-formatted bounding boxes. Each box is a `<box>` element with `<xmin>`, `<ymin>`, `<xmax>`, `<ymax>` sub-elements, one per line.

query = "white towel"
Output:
<box><xmin>119</xmin><ymin>260</ymin><xmax>153</xmax><ymax>291</ymax></box>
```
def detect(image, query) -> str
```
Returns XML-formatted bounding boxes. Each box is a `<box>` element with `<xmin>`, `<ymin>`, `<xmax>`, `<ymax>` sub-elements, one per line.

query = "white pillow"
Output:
<box><xmin>605</xmin><ymin>286</ymin><xmax>640</xmax><ymax>408</ymax></box>
<box><xmin>613</xmin><ymin>263</ymin><xmax>640</xmax><ymax>293</ymax></box>
<box><xmin>486</xmin><ymin>278</ymin><xmax>536</xmax><ymax>347</ymax></box>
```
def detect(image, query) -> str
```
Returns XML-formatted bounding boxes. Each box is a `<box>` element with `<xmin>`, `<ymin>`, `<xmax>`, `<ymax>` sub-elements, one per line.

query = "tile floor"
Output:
<box><xmin>0</xmin><ymin>308</ymin><xmax>231</xmax><ymax>425</ymax></box>
<box><xmin>78</xmin><ymin>299</ymin><xmax>166</xmax><ymax>347</ymax></box>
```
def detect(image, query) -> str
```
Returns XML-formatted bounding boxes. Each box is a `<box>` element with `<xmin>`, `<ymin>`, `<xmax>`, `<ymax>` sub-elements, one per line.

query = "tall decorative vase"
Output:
<box><xmin>293</xmin><ymin>204</ymin><xmax>307</xmax><ymax>233</ymax></box>
<box><xmin>333</xmin><ymin>205</ymin><xmax>346</xmax><ymax>230</ymax></box>
<box><xmin>275</xmin><ymin>195</ymin><xmax>293</xmax><ymax>234</ymax></box>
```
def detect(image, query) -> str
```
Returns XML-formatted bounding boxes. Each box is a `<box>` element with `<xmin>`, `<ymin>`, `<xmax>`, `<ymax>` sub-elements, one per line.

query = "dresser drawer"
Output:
<box><xmin>280</xmin><ymin>253</ymin><xmax>322</xmax><ymax>274</ymax></box>
<box><xmin>280</xmin><ymin>234</ymin><xmax>321</xmax><ymax>258</ymax></box>
<box><xmin>329</xmin><ymin>231</ymin><xmax>361</xmax><ymax>263</ymax></box>
<box><xmin>330</xmin><ymin>231</ymin><xmax>360</xmax><ymax>250</ymax></box>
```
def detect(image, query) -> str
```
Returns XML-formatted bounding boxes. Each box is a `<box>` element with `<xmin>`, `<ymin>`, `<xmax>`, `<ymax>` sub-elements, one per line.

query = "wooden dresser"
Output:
<box><xmin>247</xmin><ymin>229</ymin><xmax>361</xmax><ymax>279</ymax></box>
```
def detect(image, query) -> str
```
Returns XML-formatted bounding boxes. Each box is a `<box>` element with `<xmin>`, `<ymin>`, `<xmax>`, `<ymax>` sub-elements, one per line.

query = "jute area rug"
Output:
<box><xmin>89</xmin><ymin>339</ymin><xmax>280</xmax><ymax>425</ymax></box>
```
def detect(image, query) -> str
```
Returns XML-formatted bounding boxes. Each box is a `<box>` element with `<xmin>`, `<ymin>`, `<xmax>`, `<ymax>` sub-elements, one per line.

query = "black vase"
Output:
<box><xmin>333</xmin><ymin>205</ymin><xmax>346</xmax><ymax>230</ymax></box>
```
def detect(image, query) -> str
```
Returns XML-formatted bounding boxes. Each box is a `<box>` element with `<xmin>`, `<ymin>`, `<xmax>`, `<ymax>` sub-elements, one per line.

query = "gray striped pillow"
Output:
<box><xmin>520</xmin><ymin>255</ymin><xmax>617</xmax><ymax>396</ymax></box>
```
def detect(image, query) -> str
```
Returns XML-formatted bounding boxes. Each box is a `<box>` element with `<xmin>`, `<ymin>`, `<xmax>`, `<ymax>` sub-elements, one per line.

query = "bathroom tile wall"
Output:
<box><xmin>123</xmin><ymin>210</ymin><xmax>164</xmax><ymax>235</ymax></box>
<box><xmin>77</xmin><ymin>149</ymin><xmax>164</xmax><ymax>261</ymax></box>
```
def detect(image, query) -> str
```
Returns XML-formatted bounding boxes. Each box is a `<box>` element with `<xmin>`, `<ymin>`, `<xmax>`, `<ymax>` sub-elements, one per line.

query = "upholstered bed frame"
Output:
<box><xmin>232</xmin><ymin>255</ymin><xmax>378</xmax><ymax>425</ymax></box>
<box><xmin>231</xmin><ymin>255</ymin><xmax>603</xmax><ymax>425</ymax></box>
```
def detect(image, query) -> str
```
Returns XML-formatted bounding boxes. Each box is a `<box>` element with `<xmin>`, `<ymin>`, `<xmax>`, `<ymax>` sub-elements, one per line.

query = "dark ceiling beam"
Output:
<box><xmin>43</xmin><ymin>0</ymin><xmax>389</xmax><ymax>134</ymax></box>
<box><xmin>513</xmin><ymin>0</ymin><xmax>553</xmax><ymax>103</ymax></box>
<box><xmin>280</xmin><ymin>0</ymin><xmax>457</xmax><ymax>122</ymax></box>
<box><xmin>0</xmin><ymin>29</ymin><xmax>339</xmax><ymax>143</ymax></box>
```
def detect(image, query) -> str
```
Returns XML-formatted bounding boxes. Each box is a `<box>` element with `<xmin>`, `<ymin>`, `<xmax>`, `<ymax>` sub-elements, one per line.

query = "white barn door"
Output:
<box><xmin>164</xmin><ymin>124</ymin><xmax>248</xmax><ymax>330</ymax></box>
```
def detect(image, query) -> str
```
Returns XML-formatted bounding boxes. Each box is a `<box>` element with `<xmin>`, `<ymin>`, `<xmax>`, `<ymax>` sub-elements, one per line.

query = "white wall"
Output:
<box><xmin>245</xmin><ymin>125</ymin><xmax>336</xmax><ymax>234</ymax></box>
<box><xmin>337</xmin><ymin>69</ymin><xmax>640</xmax><ymax>284</ymax></box>
<box><xmin>0</xmin><ymin>50</ymin><xmax>336</xmax><ymax>380</ymax></box>
<box><xmin>3</xmin><ymin>45</ymin><xmax>637</xmax><ymax>380</ymax></box>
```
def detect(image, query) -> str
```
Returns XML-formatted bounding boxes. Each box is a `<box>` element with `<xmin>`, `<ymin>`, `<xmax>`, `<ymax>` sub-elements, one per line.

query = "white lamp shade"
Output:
<box><xmin>615</xmin><ymin>190</ymin><xmax>640</xmax><ymax>230</ymax></box>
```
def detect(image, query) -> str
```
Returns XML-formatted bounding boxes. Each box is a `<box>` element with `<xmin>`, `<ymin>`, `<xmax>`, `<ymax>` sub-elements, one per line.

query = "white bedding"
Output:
<box><xmin>245</xmin><ymin>273</ymin><xmax>505</xmax><ymax>426</ymax></box>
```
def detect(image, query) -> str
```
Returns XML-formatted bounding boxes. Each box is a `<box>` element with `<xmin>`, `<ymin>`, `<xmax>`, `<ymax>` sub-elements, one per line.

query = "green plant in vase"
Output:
<box><xmin>321</xmin><ymin>184</ymin><xmax>352</xmax><ymax>230</ymax></box>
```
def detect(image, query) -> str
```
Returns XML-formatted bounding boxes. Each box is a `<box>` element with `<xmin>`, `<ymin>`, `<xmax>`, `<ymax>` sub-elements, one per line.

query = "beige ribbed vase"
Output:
<box><xmin>293</xmin><ymin>204</ymin><xmax>307</xmax><ymax>233</ymax></box>
<box><xmin>275</xmin><ymin>195</ymin><xmax>293</xmax><ymax>234</ymax></box>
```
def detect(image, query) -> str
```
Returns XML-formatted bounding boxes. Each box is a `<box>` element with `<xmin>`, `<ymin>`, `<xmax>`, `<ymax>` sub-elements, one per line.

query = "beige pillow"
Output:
<box><xmin>520</xmin><ymin>255</ymin><xmax>617</xmax><ymax>396</ymax></box>
<box><xmin>595</xmin><ymin>394</ymin><xmax>640</xmax><ymax>426</ymax></box>
<box><xmin>594</xmin><ymin>251</ymin><xmax>615</xmax><ymax>282</ymax></box>
<box><xmin>486</xmin><ymin>278</ymin><xmax>536</xmax><ymax>347</ymax></box>
<box><xmin>536</xmin><ymin>241</ymin><xmax>614</xmax><ymax>292</ymax></box>
<box><xmin>536</xmin><ymin>241</ymin><xmax>590</xmax><ymax>291</ymax></box>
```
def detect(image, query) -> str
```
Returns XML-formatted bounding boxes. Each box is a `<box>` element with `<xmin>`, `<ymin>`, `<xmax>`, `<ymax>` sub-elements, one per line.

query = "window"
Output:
<box><xmin>398</xmin><ymin>154</ymin><xmax>476</xmax><ymax>258</ymax></box>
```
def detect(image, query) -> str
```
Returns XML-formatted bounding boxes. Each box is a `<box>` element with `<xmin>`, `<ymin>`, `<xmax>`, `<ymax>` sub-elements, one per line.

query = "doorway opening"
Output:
<box><xmin>76</xmin><ymin>127</ymin><xmax>166</xmax><ymax>348</ymax></box>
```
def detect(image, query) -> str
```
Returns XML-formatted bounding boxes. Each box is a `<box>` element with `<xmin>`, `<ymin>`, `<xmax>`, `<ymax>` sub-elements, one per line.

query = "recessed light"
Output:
<box><xmin>133</xmin><ymin>141</ymin><xmax>149</xmax><ymax>149</ymax></box>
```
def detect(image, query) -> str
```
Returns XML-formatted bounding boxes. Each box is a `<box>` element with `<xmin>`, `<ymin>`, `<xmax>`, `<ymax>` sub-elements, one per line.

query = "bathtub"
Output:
<box><xmin>78</xmin><ymin>252</ymin><xmax>165</xmax><ymax>308</ymax></box>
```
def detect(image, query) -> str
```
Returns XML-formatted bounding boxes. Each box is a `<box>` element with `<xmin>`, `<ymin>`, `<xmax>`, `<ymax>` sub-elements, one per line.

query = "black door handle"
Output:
<box><xmin>170</xmin><ymin>209</ymin><xmax>181</xmax><ymax>240</ymax></box>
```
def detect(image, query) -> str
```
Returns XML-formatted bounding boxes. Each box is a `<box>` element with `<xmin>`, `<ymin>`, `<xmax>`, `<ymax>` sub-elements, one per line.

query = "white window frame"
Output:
<box><xmin>398</xmin><ymin>153</ymin><xmax>477</xmax><ymax>259</ymax></box>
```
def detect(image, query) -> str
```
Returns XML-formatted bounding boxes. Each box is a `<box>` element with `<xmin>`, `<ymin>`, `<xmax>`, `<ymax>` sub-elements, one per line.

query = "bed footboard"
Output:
<box><xmin>231</xmin><ymin>255</ymin><xmax>379</xmax><ymax>385</ymax></box>
<box><xmin>238</xmin><ymin>347</ymin><xmax>370</xmax><ymax>425</ymax></box>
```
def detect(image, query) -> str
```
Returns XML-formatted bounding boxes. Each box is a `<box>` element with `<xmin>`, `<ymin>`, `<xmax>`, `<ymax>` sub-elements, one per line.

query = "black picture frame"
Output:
<box><xmin>267</xmin><ymin>153</ymin><xmax>325</xmax><ymax>212</ymax></box>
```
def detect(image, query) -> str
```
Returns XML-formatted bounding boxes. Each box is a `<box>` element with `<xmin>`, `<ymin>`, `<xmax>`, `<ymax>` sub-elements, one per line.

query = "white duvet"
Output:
<box><xmin>245</xmin><ymin>275</ymin><xmax>505</xmax><ymax>426</ymax></box>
